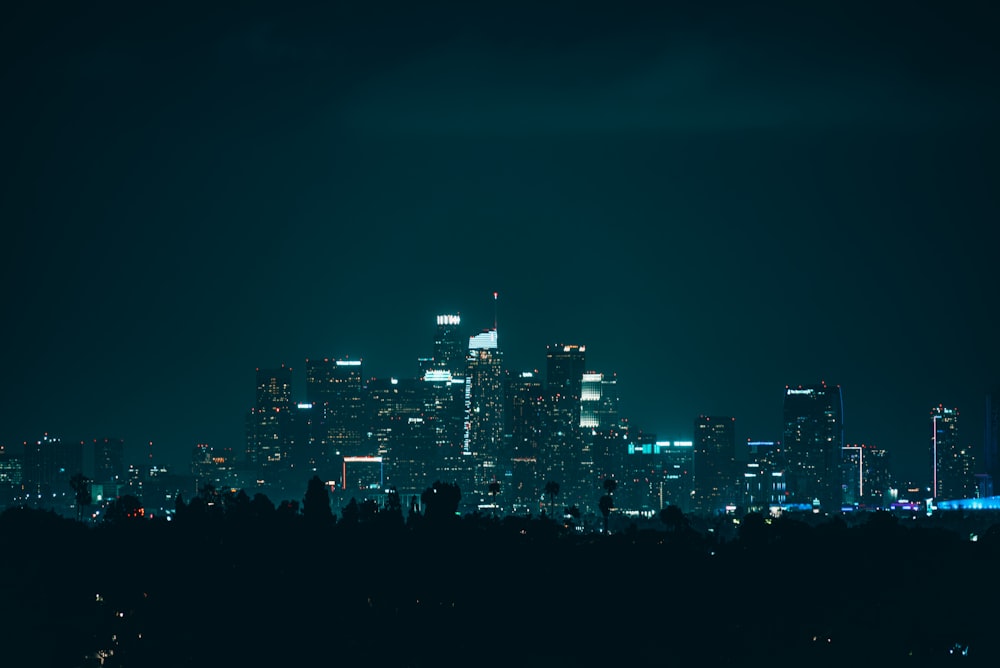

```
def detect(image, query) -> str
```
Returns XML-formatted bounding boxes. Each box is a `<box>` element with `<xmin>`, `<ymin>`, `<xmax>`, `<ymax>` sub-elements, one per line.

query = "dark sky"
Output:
<box><xmin>3</xmin><ymin>0</ymin><xmax>998</xmax><ymax>484</ymax></box>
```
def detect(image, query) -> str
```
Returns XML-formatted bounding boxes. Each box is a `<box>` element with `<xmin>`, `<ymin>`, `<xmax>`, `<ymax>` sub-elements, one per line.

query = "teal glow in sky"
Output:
<box><xmin>2</xmin><ymin>0</ymin><xmax>998</xmax><ymax>483</ymax></box>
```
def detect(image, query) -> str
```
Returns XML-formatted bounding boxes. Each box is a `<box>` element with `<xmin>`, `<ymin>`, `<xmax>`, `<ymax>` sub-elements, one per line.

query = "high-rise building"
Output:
<box><xmin>544</xmin><ymin>344</ymin><xmax>588</xmax><ymax>508</ymax></box>
<box><xmin>92</xmin><ymin>437</ymin><xmax>125</xmax><ymax>484</ymax></box>
<box><xmin>433</xmin><ymin>314</ymin><xmax>466</xmax><ymax>378</ymax></box>
<box><xmin>505</xmin><ymin>370</ymin><xmax>546</xmax><ymax>513</ymax></box>
<box><xmin>783</xmin><ymin>382</ymin><xmax>844</xmax><ymax>512</ymax></box>
<box><xmin>741</xmin><ymin>440</ymin><xmax>787</xmax><ymax>514</ymax></box>
<box><xmin>931</xmin><ymin>405</ymin><xmax>975</xmax><ymax>501</ymax></box>
<box><xmin>465</xmin><ymin>328</ymin><xmax>504</xmax><ymax>505</ymax></box>
<box><xmin>621</xmin><ymin>439</ymin><xmax>693</xmax><ymax>514</ymax></box>
<box><xmin>305</xmin><ymin>357</ymin><xmax>367</xmax><ymax>458</ymax></box>
<box><xmin>422</xmin><ymin>368</ymin><xmax>469</xmax><ymax>500</ymax></box>
<box><xmin>246</xmin><ymin>365</ymin><xmax>294</xmax><ymax>481</ymax></box>
<box><xmin>22</xmin><ymin>434</ymin><xmax>82</xmax><ymax>510</ymax></box>
<box><xmin>580</xmin><ymin>372</ymin><xmax>619</xmax><ymax>430</ymax></box>
<box><xmin>985</xmin><ymin>389</ymin><xmax>1000</xmax><ymax>496</ymax></box>
<box><xmin>0</xmin><ymin>444</ymin><xmax>23</xmax><ymax>507</ymax></box>
<box><xmin>367</xmin><ymin>377</ymin><xmax>432</xmax><ymax>497</ymax></box>
<box><xmin>842</xmin><ymin>443</ymin><xmax>890</xmax><ymax>509</ymax></box>
<box><xmin>692</xmin><ymin>416</ymin><xmax>736</xmax><ymax>515</ymax></box>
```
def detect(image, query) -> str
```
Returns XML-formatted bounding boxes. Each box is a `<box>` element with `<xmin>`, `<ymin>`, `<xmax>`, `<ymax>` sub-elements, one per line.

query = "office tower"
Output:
<box><xmin>286</xmin><ymin>401</ymin><xmax>330</xmax><ymax>482</ymax></box>
<box><xmin>505</xmin><ymin>370</ymin><xmax>546</xmax><ymax>513</ymax></box>
<box><xmin>21</xmin><ymin>434</ymin><xmax>82</xmax><ymax>510</ymax></box>
<box><xmin>433</xmin><ymin>314</ymin><xmax>466</xmax><ymax>378</ymax></box>
<box><xmin>191</xmin><ymin>442</ymin><xmax>239</xmax><ymax>492</ymax></box>
<box><xmin>544</xmin><ymin>344</ymin><xmax>588</xmax><ymax>509</ymax></box>
<box><xmin>367</xmin><ymin>376</ymin><xmax>433</xmax><ymax>497</ymax></box>
<box><xmin>742</xmin><ymin>440</ymin><xmax>787</xmax><ymax>513</ymax></box>
<box><xmin>246</xmin><ymin>365</ymin><xmax>294</xmax><ymax>482</ymax></box>
<box><xmin>985</xmin><ymin>389</ymin><xmax>1000</xmax><ymax>496</ymax></box>
<box><xmin>621</xmin><ymin>439</ymin><xmax>693</xmax><ymax>514</ymax></box>
<box><xmin>580</xmin><ymin>372</ymin><xmax>620</xmax><ymax>430</ymax></box>
<box><xmin>422</xmin><ymin>368</ymin><xmax>469</xmax><ymax>503</ymax></box>
<box><xmin>692</xmin><ymin>416</ymin><xmax>736</xmax><ymax>515</ymax></box>
<box><xmin>465</xmin><ymin>328</ymin><xmax>504</xmax><ymax>504</ymax></box>
<box><xmin>783</xmin><ymin>382</ymin><xmax>844</xmax><ymax>512</ymax></box>
<box><xmin>0</xmin><ymin>444</ymin><xmax>23</xmax><ymax>507</ymax></box>
<box><xmin>931</xmin><ymin>405</ymin><xmax>975</xmax><ymax>501</ymax></box>
<box><xmin>842</xmin><ymin>443</ymin><xmax>890</xmax><ymax>509</ymax></box>
<box><xmin>305</xmin><ymin>357</ymin><xmax>367</xmax><ymax>458</ymax></box>
<box><xmin>93</xmin><ymin>437</ymin><xmax>125</xmax><ymax>484</ymax></box>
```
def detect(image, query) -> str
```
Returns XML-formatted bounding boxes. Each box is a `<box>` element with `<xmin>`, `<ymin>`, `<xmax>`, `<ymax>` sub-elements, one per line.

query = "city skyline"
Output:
<box><xmin>3</xmin><ymin>1</ymin><xmax>999</xmax><ymax>486</ymax></box>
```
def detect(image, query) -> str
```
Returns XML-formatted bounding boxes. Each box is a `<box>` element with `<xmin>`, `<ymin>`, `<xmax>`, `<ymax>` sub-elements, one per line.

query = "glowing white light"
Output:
<box><xmin>437</xmin><ymin>314</ymin><xmax>461</xmax><ymax>325</ymax></box>
<box><xmin>336</xmin><ymin>360</ymin><xmax>361</xmax><ymax>366</ymax></box>
<box><xmin>468</xmin><ymin>330</ymin><xmax>497</xmax><ymax>350</ymax></box>
<box><xmin>423</xmin><ymin>370</ymin><xmax>453</xmax><ymax>382</ymax></box>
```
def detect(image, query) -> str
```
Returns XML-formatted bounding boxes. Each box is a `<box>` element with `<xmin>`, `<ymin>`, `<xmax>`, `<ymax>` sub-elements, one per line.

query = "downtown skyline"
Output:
<box><xmin>3</xmin><ymin>1</ymin><xmax>998</xmax><ymax>486</ymax></box>
<box><xmin>3</xmin><ymin>298</ymin><xmax>994</xmax><ymax>489</ymax></box>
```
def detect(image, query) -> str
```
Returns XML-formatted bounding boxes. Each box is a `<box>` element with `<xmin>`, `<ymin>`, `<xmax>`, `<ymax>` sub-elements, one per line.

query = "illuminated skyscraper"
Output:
<box><xmin>306</xmin><ymin>357</ymin><xmax>367</xmax><ymax>458</ymax></box>
<box><xmin>580</xmin><ymin>372</ymin><xmax>619</xmax><ymax>430</ymax></box>
<box><xmin>22</xmin><ymin>434</ymin><xmax>82</xmax><ymax>509</ymax></box>
<box><xmin>367</xmin><ymin>377</ymin><xmax>432</xmax><ymax>497</ymax></box>
<box><xmin>692</xmin><ymin>416</ymin><xmax>736</xmax><ymax>515</ymax></box>
<box><xmin>544</xmin><ymin>344</ymin><xmax>588</xmax><ymax>508</ymax></box>
<box><xmin>92</xmin><ymin>437</ymin><xmax>125</xmax><ymax>484</ymax></box>
<box><xmin>246</xmin><ymin>365</ymin><xmax>294</xmax><ymax>484</ymax></box>
<box><xmin>465</xmin><ymin>328</ymin><xmax>504</xmax><ymax>503</ymax></box>
<box><xmin>505</xmin><ymin>370</ymin><xmax>546</xmax><ymax>513</ymax></box>
<box><xmin>931</xmin><ymin>405</ymin><xmax>975</xmax><ymax>501</ymax></box>
<box><xmin>842</xmin><ymin>443</ymin><xmax>890</xmax><ymax>508</ymax></box>
<box><xmin>433</xmin><ymin>314</ymin><xmax>466</xmax><ymax>378</ymax></box>
<box><xmin>783</xmin><ymin>382</ymin><xmax>844</xmax><ymax>512</ymax></box>
<box><xmin>985</xmin><ymin>389</ymin><xmax>1000</xmax><ymax>495</ymax></box>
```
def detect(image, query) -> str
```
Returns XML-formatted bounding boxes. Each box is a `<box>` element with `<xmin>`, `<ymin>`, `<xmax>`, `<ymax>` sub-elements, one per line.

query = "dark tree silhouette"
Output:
<box><xmin>488</xmin><ymin>480</ymin><xmax>501</xmax><ymax>516</ymax></box>
<box><xmin>598</xmin><ymin>494</ymin><xmax>614</xmax><ymax>534</ymax></box>
<box><xmin>544</xmin><ymin>481</ymin><xmax>560</xmax><ymax>517</ymax></box>
<box><xmin>659</xmin><ymin>504</ymin><xmax>690</xmax><ymax>534</ymax></box>
<box><xmin>602</xmin><ymin>477</ymin><xmax>618</xmax><ymax>496</ymax></box>
<box><xmin>69</xmin><ymin>473</ymin><xmax>92</xmax><ymax>523</ymax></box>
<box><xmin>421</xmin><ymin>481</ymin><xmax>462</xmax><ymax>522</ymax></box>
<box><xmin>341</xmin><ymin>497</ymin><xmax>360</xmax><ymax>525</ymax></box>
<box><xmin>103</xmin><ymin>494</ymin><xmax>144</xmax><ymax>524</ymax></box>
<box><xmin>565</xmin><ymin>504</ymin><xmax>581</xmax><ymax>530</ymax></box>
<box><xmin>302</xmin><ymin>475</ymin><xmax>334</xmax><ymax>526</ymax></box>
<box><xmin>359</xmin><ymin>499</ymin><xmax>379</xmax><ymax>523</ymax></box>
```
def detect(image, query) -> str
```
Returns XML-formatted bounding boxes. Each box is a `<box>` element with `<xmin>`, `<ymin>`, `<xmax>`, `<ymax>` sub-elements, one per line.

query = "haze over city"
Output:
<box><xmin>3</xmin><ymin>0</ymin><xmax>999</xmax><ymax>486</ymax></box>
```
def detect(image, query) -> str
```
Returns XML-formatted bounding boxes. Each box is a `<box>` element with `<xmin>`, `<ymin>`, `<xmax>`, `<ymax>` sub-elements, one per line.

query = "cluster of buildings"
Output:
<box><xmin>2</xmin><ymin>311</ymin><xmax>998</xmax><ymax>522</ymax></box>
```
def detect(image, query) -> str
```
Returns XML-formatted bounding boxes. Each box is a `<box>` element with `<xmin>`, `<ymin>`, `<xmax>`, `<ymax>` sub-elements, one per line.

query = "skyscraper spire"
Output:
<box><xmin>493</xmin><ymin>291</ymin><xmax>498</xmax><ymax>331</ymax></box>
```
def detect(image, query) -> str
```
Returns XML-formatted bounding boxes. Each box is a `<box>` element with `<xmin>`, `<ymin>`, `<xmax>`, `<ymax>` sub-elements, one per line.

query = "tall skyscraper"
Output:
<box><xmin>93</xmin><ymin>437</ymin><xmax>125</xmax><ymax>484</ymax></box>
<box><xmin>783</xmin><ymin>382</ymin><xmax>844</xmax><ymax>512</ymax></box>
<box><xmin>22</xmin><ymin>434</ymin><xmax>82</xmax><ymax>509</ymax></box>
<box><xmin>544</xmin><ymin>344</ymin><xmax>588</xmax><ymax>508</ymax></box>
<box><xmin>931</xmin><ymin>404</ymin><xmax>975</xmax><ymax>501</ymax></box>
<box><xmin>433</xmin><ymin>314</ymin><xmax>466</xmax><ymax>378</ymax></box>
<box><xmin>842</xmin><ymin>443</ymin><xmax>890</xmax><ymax>509</ymax></box>
<box><xmin>580</xmin><ymin>372</ymin><xmax>619</xmax><ymax>430</ymax></box>
<box><xmin>305</xmin><ymin>357</ymin><xmax>367</xmax><ymax>458</ymax></box>
<box><xmin>692</xmin><ymin>416</ymin><xmax>736</xmax><ymax>515</ymax></box>
<box><xmin>246</xmin><ymin>365</ymin><xmax>294</xmax><ymax>485</ymax></box>
<box><xmin>465</xmin><ymin>328</ymin><xmax>504</xmax><ymax>503</ymax></box>
<box><xmin>505</xmin><ymin>370</ymin><xmax>546</xmax><ymax>513</ymax></box>
<box><xmin>985</xmin><ymin>389</ymin><xmax>1000</xmax><ymax>496</ymax></box>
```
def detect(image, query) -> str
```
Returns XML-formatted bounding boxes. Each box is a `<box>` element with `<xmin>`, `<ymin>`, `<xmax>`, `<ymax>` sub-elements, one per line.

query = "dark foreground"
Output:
<box><xmin>1</xmin><ymin>505</ymin><xmax>998</xmax><ymax>667</ymax></box>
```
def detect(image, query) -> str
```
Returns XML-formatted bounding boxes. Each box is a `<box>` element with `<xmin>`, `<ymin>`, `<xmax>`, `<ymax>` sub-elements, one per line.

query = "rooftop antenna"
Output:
<box><xmin>493</xmin><ymin>291</ymin><xmax>498</xmax><ymax>330</ymax></box>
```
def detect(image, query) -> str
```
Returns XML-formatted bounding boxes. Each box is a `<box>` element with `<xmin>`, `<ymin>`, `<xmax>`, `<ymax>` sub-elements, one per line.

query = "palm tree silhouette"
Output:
<box><xmin>488</xmin><ymin>481</ymin><xmax>501</xmax><ymax>517</ymax></box>
<box><xmin>544</xmin><ymin>481</ymin><xmax>560</xmax><ymax>518</ymax></box>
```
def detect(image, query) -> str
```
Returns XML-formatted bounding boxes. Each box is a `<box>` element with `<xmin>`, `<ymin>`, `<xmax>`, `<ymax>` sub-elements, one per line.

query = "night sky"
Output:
<box><xmin>3</xmin><ymin>0</ymin><xmax>998</xmax><ymax>484</ymax></box>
